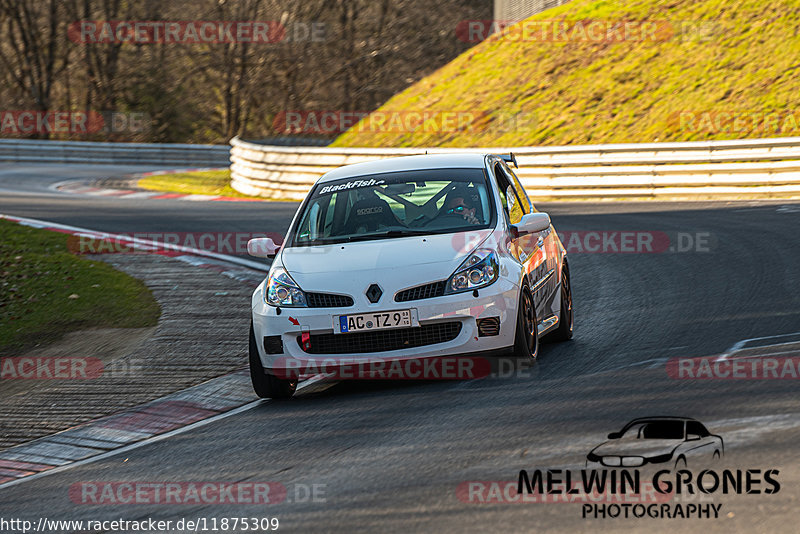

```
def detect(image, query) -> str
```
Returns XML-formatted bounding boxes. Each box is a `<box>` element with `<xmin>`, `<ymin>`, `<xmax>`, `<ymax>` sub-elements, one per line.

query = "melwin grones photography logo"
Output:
<box><xmin>504</xmin><ymin>416</ymin><xmax>781</xmax><ymax>519</ymax></box>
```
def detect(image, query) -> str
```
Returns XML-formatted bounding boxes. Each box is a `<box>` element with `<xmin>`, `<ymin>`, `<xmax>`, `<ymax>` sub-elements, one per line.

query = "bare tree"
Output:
<box><xmin>0</xmin><ymin>0</ymin><xmax>490</xmax><ymax>142</ymax></box>
<box><xmin>0</xmin><ymin>0</ymin><xmax>69</xmax><ymax>136</ymax></box>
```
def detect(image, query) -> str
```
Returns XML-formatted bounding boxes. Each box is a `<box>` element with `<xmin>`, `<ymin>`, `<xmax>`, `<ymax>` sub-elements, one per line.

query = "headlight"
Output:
<box><xmin>646</xmin><ymin>453</ymin><xmax>674</xmax><ymax>464</ymax></box>
<box><xmin>446</xmin><ymin>249</ymin><xmax>498</xmax><ymax>294</ymax></box>
<box><xmin>265</xmin><ymin>267</ymin><xmax>307</xmax><ymax>307</ymax></box>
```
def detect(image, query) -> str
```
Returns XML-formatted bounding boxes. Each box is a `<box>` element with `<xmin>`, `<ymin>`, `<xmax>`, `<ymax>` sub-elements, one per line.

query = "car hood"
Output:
<box><xmin>281</xmin><ymin>230</ymin><xmax>492</xmax><ymax>274</ymax></box>
<box><xmin>591</xmin><ymin>437</ymin><xmax>682</xmax><ymax>457</ymax></box>
<box><xmin>279</xmin><ymin>229</ymin><xmax>494</xmax><ymax>297</ymax></box>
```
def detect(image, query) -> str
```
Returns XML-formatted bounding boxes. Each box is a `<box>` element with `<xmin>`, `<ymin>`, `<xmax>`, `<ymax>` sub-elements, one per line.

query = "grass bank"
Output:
<box><xmin>334</xmin><ymin>0</ymin><xmax>800</xmax><ymax>147</ymax></box>
<box><xmin>0</xmin><ymin>220</ymin><xmax>161</xmax><ymax>355</ymax></box>
<box><xmin>137</xmin><ymin>169</ymin><xmax>262</xmax><ymax>199</ymax></box>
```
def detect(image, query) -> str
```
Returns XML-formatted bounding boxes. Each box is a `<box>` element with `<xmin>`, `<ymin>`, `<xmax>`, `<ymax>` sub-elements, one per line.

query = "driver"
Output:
<box><xmin>444</xmin><ymin>193</ymin><xmax>480</xmax><ymax>225</ymax></box>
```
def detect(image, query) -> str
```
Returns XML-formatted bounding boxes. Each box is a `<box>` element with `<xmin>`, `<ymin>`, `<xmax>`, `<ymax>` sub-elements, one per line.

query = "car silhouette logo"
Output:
<box><xmin>586</xmin><ymin>417</ymin><xmax>724</xmax><ymax>470</ymax></box>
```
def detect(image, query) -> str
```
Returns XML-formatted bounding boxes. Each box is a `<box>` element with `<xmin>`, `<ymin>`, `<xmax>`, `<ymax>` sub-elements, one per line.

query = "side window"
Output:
<box><xmin>505</xmin><ymin>185</ymin><xmax>524</xmax><ymax>225</ymax></box>
<box><xmin>504</xmin><ymin>164</ymin><xmax>532</xmax><ymax>214</ymax></box>
<box><xmin>687</xmin><ymin>421</ymin><xmax>709</xmax><ymax>437</ymax></box>
<box><xmin>494</xmin><ymin>164</ymin><xmax>524</xmax><ymax>225</ymax></box>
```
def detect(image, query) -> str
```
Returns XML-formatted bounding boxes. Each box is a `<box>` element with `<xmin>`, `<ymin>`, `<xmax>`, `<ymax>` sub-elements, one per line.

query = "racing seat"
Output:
<box><xmin>343</xmin><ymin>192</ymin><xmax>398</xmax><ymax>234</ymax></box>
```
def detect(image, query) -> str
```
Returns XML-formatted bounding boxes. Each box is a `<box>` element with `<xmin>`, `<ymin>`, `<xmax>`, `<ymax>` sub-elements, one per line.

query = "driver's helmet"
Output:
<box><xmin>444</xmin><ymin>184</ymin><xmax>475</xmax><ymax>215</ymax></box>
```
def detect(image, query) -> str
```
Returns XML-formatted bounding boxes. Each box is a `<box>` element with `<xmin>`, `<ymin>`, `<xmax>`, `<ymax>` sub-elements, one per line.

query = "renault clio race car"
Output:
<box><xmin>247</xmin><ymin>153</ymin><xmax>573</xmax><ymax>398</ymax></box>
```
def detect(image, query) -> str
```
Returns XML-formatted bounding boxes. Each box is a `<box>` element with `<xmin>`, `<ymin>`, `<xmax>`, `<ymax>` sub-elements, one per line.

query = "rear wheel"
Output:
<box><xmin>543</xmin><ymin>264</ymin><xmax>573</xmax><ymax>342</ymax></box>
<box><xmin>514</xmin><ymin>284</ymin><xmax>539</xmax><ymax>360</ymax></box>
<box><xmin>249</xmin><ymin>322</ymin><xmax>296</xmax><ymax>399</ymax></box>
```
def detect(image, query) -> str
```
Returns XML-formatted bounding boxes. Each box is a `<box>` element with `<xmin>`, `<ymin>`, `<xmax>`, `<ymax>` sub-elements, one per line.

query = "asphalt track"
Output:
<box><xmin>1</xmin><ymin>163</ymin><xmax>800</xmax><ymax>533</ymax></box>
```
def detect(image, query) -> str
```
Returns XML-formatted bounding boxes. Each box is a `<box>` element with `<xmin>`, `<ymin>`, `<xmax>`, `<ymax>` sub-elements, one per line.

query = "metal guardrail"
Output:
<box><xmin>0</xmin><ymin>139</ymin><xmax>230</xmax><ymax>167</ymax></box>
<box><xmin>5</xmin><ymin>137</ymin><xmax>800</xmax><ymax>199</ymax></box>
<box><xmin>230</xmin><ymin>136</ymin><xmax>800</xmax><ymax>200</ymax></box>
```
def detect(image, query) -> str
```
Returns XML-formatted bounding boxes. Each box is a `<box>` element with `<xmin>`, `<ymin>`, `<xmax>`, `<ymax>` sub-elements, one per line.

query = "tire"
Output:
<box><xmin>543</xmin><ymin>264</ymin><xmax>573</xmax><ymax>343</ymax></box>
<box><xmin>249</xmin><ymin>322</ymin><xmax>296</xmax><ymax>399</ymax></box>
<box><xmin>513</xmin><ymin>283</ymin><xmax>539</xmax><ymax>360</ymax></box>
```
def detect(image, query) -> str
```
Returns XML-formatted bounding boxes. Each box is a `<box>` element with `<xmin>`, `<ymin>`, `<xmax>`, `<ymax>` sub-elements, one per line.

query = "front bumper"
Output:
<box><xmin>251</xmin><ymin>278</ymin><xmax>519</xmax><ymax>372</ymax></box>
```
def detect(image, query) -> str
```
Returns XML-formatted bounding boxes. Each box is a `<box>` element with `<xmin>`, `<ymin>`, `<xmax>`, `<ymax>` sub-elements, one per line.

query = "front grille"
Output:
<box><xmin>297</xmin><ymin>322</ymin><xmax>462</xmax><ymax>354</ymax></box>
<box><xmin>395</xmin><ymin>281</ymin><xmax>447</xmax><ymax>302</ymax></box>
<box><xmin>305</xmin><ymin>292</ymin><xmax>354</xmax><ymax>308</ymax></box>
<box><xmin>477</xmin><ymin>317</ymin><xmax>501</xmax><ymax>337</ymax></box>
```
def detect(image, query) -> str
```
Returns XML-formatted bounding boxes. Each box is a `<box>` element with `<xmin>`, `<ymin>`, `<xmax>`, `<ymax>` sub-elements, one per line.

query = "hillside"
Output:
<box><xmin>333</xmin><ymin>0</ymin><xmax>800</xmax><ymax>147</ymax></box>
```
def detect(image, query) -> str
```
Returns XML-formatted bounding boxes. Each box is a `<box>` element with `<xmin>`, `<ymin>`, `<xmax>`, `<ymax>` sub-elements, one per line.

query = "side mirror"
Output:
<box><xmin>687</xmin><ymin>433</ymin><xmax>701</xmax><ymax>441</ymax></box>
<box><xmin>607</xmin><ymin>432</ymin><xmax>622</xmax><ymax>440</ymax></box>
<box><xmin>247</xmin><ymin>237</ymin><xmax>280</xmax><ymax>258</ymax></box>
<box><xmin>511</xmin><ymin>212</ymin><xmax>551</xmax><ymax>237</ymax></box>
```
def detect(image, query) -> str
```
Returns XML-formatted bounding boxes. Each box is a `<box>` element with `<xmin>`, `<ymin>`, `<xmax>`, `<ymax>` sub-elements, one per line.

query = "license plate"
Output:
<box><xmin>335</xmin><ymin>310</ymin><xmax>413</xmax><ymax>334</ymax></box>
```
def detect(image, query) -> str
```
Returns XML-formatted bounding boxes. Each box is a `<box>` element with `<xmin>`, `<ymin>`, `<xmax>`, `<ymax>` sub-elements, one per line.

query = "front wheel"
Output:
<box><xmin>249</xmin><ymin>323</ymin><xmax>296</xmax><ymax>399</ymax></box>
<box><xmin>513</xmin><ymin>284</ymin><xmax>539</xmax><ymax>360</ymax></box>
<box><xmin>543</xmin><ymin>264</ymin><xmax>573</xmax><ymax>342</ymax></box>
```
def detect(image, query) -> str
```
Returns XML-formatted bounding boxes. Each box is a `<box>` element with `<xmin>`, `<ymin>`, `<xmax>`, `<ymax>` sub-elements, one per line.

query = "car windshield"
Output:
<box><xmin>291</xmin><ymin>168</ymin><xmax>493</xmax><ymax>246</ymax></box>
<box><xmin>622</xmin><ymin>421</ymin><xmax>685</xmax><ymax>440</ymax></box>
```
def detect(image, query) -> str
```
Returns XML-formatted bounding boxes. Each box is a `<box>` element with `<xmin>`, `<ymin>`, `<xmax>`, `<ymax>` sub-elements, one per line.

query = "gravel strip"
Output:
<box><xmin>0</xmin><ymin>253</ymin><xmax>264</xmax><ymax>450</ymax></box>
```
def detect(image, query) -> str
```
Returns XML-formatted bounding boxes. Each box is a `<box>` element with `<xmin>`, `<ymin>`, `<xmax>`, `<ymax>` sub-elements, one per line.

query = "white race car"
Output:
<box><xmin>247</xmin><ymin>153</ymin><xmax>573</xmax><ymax>398</ymax></box>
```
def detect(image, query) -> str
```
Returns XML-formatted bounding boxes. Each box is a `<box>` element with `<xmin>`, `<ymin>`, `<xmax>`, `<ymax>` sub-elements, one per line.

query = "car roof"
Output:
<box><xmin>624</xmin><ymin>417</ymin><xmax>698</xmax><ymax>425</ymax></box>
<box><xmin>318</xmin><ymin>153</ymin><xmax>490</xmax><ymax>183</ymax></box>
